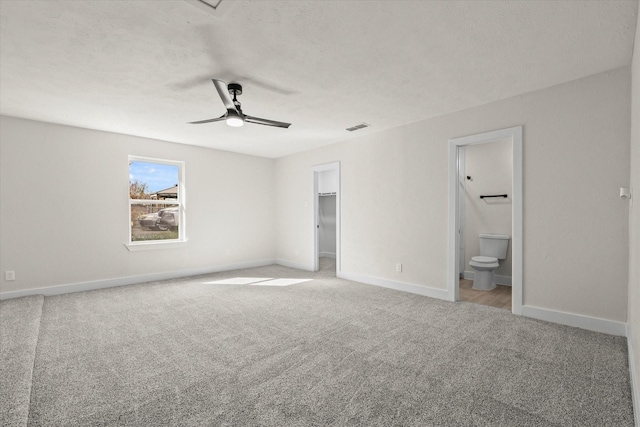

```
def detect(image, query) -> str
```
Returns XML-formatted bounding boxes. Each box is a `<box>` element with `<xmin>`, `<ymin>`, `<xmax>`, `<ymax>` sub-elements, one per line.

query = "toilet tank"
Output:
<box><xmin>479</xmin><ymin>234</ymin><xmax>510</xmax><ymax>259</ymax></box>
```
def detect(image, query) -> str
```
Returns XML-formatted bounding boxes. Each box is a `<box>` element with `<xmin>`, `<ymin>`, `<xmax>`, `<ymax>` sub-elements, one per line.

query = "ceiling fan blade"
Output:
<box><xmin>187</xmin><ymin>115</ymin><xmax>226</xmax><ymax>124</ymax></box>
<box><xmin>212</xmin><ymin>79</ymin><xmax>237</xmax><ymax>112</ymax></box>
<box><xmin>245</xmin><ymin>115</ymin><xmax>291</xmax><ymax>129</ymax></box>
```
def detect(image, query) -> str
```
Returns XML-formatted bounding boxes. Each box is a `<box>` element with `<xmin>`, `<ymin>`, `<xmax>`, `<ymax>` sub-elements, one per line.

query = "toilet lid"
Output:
<box><xmin>471</xmin><ymin>256</ymin><xmax>498</xmax><ymax>264</ymax></box>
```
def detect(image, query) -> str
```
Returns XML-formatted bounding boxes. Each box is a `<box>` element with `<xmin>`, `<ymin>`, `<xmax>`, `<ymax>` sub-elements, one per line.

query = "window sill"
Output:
<box><xmin>125</xmin><ymin>240</ymin><xmax>187</xmax><ymax>252</ymax></box>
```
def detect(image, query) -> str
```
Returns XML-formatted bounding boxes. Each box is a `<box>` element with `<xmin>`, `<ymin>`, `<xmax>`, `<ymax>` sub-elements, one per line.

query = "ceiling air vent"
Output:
<box><xmin>346</xmin><ymin>123</ymin><xmax>371</xmax><ymax>132</ymax></box>
<box><xmin>183</xmin><ymin>0</ymin><xmax>223</xmax><ymax>13</ymax></box>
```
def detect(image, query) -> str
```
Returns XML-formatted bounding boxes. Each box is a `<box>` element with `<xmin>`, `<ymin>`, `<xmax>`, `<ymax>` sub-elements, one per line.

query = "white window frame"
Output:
<box><xmin>126</xmin><ymin>156</ymin><xmax>186</xmax><ymax>251</ymax></box>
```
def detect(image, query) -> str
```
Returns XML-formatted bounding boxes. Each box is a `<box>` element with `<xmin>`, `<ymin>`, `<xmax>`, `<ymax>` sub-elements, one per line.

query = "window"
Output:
<box><xmin>128</xmin><ymin>156</ymin><xmax>185</xmax><ymax>249</ymax></box>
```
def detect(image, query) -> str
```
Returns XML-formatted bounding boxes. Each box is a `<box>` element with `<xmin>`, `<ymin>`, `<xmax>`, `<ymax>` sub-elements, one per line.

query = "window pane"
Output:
<box><xmin>131</xmin><ymin>204</ymin><xmax>179</xmax><ymax>241</ymax></box>
<box><xmin>129</xmin><ymin>161</ymin><xmax>179</xmax><ymax>201</ymax></box>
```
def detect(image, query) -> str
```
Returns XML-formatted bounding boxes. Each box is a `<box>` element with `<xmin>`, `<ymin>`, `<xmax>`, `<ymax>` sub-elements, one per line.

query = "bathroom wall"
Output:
<box><xmin>463</xmin><ymin>138</ymin><xmax>513</xmax><ymax>281</ymax></box>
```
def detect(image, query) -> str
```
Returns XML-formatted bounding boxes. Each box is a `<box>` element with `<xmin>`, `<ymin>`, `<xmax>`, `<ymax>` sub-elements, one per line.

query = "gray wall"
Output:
<box><xmin>319</xmin><ymin>195</ymin><xmax>337</xmax><ymax>257</ymax></box>
<box><xmin>0</xmin><ymin>117</ymin><xmax>276</xmax><ymax>293</ymax></box>
<box><xmin>275</xmin><ymin>67</ymin><xmax>630</xmax><ymax>323</ymax></box>
<box><xmin>318</xmin><ymin>169</ymin><xmax>338</xmax><ymax>258</ymax></box>
<box><xmin>0</xmin><ymin>67</ymin><xmax>632</xmax><ymax>328</ymax></box>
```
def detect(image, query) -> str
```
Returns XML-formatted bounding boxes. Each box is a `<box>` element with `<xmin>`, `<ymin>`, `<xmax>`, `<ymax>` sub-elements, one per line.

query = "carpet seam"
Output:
<box><xmin>25</xmin><ymin>295</ymin><xmax>46</xmax><ymax>427</ymax></box>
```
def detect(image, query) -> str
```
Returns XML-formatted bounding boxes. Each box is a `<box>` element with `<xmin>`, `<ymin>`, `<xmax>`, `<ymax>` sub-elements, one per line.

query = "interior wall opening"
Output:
<box><xmin>312</xmin><ymin>162</ymin><xmax>341</xmax><ymax>275</ymax></box>
<box><xmin>448</xmin><ymin>126</ymin><xmax>523</xmax><ymax>314</ymax></box>
<box><xmin>458</xmin><ymin>138</ymin><xmax>513</xmax><ymax>310</ymax></box>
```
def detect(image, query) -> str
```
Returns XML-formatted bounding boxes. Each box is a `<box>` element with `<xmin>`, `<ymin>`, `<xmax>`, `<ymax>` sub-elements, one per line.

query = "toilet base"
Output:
<box><xmin>472</xmin><ymin>270</ymin><xmax>496</xmax><ymax>291</ymax></box>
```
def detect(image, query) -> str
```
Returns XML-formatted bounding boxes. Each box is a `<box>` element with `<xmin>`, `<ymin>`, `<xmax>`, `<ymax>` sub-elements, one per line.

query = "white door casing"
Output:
<box><xmin>447</xmin><ymin>126</ymin><xmax>523</xmax><ymax>314</ymax></box>
<box><xmin>312</xmin><ymin>162</ymin><xmax>341</xmax><ymax>273</ymax></box>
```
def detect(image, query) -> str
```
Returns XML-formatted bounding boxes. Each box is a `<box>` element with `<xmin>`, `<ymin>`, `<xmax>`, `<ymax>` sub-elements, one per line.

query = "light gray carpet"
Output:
<box><xmin>0</xmin><ymin>295</ymin><xmax>44</xmax><ymax>427</ymax></box>
<box><xmin>1</xmin><ymin>259</ymin><xmax>635</xmax><ymax>425</ymax></box>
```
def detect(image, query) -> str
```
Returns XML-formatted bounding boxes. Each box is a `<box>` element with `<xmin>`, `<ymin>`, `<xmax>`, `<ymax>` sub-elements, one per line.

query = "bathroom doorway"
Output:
<box><xmin>312</xmin><ymin>162</ymin><xmax>340</xmax><ymax>275</ymax></box>
<box><xmin>447</xmin><ymin>127</ymin><xmax>523</xmax><ymax>314</ymax></box>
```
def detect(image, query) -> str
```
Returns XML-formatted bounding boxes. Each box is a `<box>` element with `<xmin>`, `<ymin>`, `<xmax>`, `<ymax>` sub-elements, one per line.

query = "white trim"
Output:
<box><xmin>512</xmin><ymin>128</ymin><xmax>523</xmax><ymax>314</ymax></box>
<box><xmin>338</xmin><ymin>271</ymin><xmax>449</xmax><ymax>301</ymax></box>
<box><xmin>520</xmin><ymin>305</ymin><xmax>626</xmax><ymax>336</ymax></box>
<box><xmin>128</xmin><ymin>155</ymin><xmax>184</xmax><ymax>166</ymax></box>
<box><xmin>275</xmin><ymin>258</ymin><xmax>314</xmax><ymax>271</ymax></box>
<box><xmin>462</xmin><ymin>270</ymin><xmax>512</xmax><ymax>286</ymax></box>
<box><xmin>458</xmin><ymin>148</ymin><xmax>467</xmax><ymax>275</ymax></box>
<box><xmin>448</xmin><ymin>140</ymin><xmax>459</xmax><ymax>302</ymax></box>
<box><xmin>0</xmin><ymin>259</ymin><xmax>275</xmax><ymax>300</ymax></box>
<box><xmin>312</xmin><ymin>162</ymin><xmax>341</xmax><ymax>274</ymax></box>
<box><xmin>125</xmin><ymin>240</ymin><xmax>188</xmax><ymax>251</ymax></box>
<box><xmin>448</xmin><ymin>126</ymin><xmax>523</xmax><ymax>313</ymax></box>
<box><xmin>628</xmin><ymin>325</ymin><xmax>640</xmax><ymax>427</ymax></box>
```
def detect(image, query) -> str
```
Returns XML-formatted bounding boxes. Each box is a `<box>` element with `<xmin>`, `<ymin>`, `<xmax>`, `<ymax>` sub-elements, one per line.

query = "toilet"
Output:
<box><xmin>469</xmin><ymin>234</ymin><xmax>510</xmax><ymax>291</ymax></box>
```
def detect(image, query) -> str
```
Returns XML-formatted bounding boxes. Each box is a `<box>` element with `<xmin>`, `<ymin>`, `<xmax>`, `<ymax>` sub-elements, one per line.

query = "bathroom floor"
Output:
<box><xmin>459</xmin><ymin>279</ymin><xmax>511</xmax><ymax>310</ymax></box>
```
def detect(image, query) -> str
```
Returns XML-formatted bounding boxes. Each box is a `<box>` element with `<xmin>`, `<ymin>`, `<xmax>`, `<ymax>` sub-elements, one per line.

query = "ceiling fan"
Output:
<box><xmin>188</xmin><ymin>79</ymin><xmax>291</xmax><ymax>128</ymax></box>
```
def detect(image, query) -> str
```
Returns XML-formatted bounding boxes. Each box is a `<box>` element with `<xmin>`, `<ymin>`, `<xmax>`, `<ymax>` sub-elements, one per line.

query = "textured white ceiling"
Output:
<box><xmin>0</xmin><ymin>0</ymin><xmax>637</xmax><ymax>158</ymax></box>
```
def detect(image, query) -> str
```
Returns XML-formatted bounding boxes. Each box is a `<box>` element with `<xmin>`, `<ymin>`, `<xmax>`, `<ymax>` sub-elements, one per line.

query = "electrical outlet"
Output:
<box><xmin>5</xmin><ymin>271</ymin><xmax>15</xmax><ymax>281</ymax></box>
<box><xmin>396</xmin><ymin>263</ymin><xmax>402</xmax><ymax>273</ymax></box>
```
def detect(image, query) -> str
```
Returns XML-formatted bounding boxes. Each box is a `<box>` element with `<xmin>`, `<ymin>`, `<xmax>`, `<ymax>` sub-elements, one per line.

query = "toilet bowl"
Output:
<box><xmin>469</xmin><ymin>256</ymin><xmax>499</xmax><ymax>291</ymax></box>
<box><xmin>469</xmin><ymin>234</ymin><xmax>510</xmax><ymax>291</ymax></box>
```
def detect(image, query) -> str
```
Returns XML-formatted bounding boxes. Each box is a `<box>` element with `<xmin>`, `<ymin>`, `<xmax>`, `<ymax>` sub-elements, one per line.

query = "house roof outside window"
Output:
<box><xmin>151</xmin><ymin>185</ymin><xmax>178</xmax><ymax>200</ymax></box>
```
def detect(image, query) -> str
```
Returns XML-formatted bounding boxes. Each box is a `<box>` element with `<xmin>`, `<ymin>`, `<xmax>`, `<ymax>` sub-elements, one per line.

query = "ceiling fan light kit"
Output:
<box><xmin>226</xmin><ymin>111</ymin><xmax>244</xmax><ymax>127</ymax></box>
<box><xmin>189</xmin><ymin>79</ymin><xmax>291</xmax><ymax>129</ymax></box>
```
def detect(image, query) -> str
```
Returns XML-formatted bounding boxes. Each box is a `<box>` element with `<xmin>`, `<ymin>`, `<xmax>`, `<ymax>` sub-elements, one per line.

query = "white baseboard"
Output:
<box><xmin>0</xmin><ymin>258</ymin><xmax>276</xmax><ymax>300</ymax></box>
<box><xmin>628</xmin><ymin>325</ymin><xmax>640</xmax><ymax>427</ymax></box>
<box><xmin>337</xmin><ymin>271</ymin><xmax>449</xmax><ymax>301</ymax></box>
<box><xmin>521</xmin><ymin>305</ymin><xmax>626</xmax><ymax>336</ymax></box>
<box><xmin>463</xmin><ymin>270</ymin><xmax>512</xmax><ymax>286</ymax></box>
<box><xmin>275</xmin><ymin>258</ymin><xmax>314</xmax><ymax>272</ymax></box>
<box><xmin>319</xmin><ymin>252</ymin><xmax>336</xmax><ymax>259</ymax></box>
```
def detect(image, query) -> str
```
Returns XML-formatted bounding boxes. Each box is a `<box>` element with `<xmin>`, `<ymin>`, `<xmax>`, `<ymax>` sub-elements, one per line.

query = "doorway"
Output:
<box><xmin>448</xmin><ymin>127</ymin><xmax>523</xmax><ymax>314</ymax></box>
<box><xmin>312</xmin><ymin>162</ymin><xmax>340</xmax><ymax>274</ymax></box>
